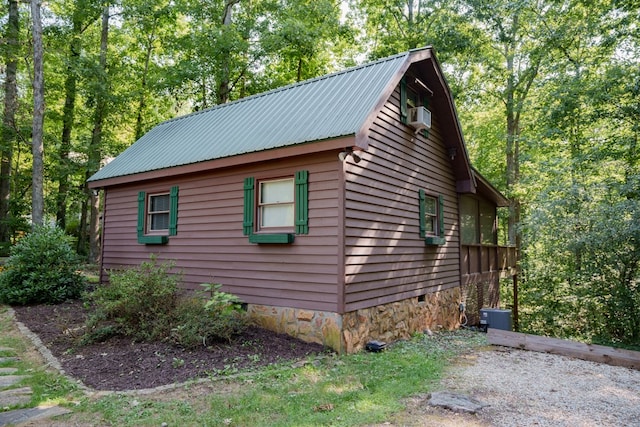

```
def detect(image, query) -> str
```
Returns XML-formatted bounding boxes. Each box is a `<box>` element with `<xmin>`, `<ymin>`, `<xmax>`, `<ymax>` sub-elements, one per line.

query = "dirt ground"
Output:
<box><xmin>12</xmin><ymin>300</ymin><xmax>326</xmax><ymax>391</ymax></box>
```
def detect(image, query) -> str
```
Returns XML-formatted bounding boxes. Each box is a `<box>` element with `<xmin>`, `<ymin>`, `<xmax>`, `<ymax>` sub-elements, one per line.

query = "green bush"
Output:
<box><xmin>171</xmin><ymin>283</ymin><xmax>247</xmax><ymax>349</ymax></box>
<box><xmin>87</xmin><ymin>256</ymin><xmax>180</xmax><ymax>341</ymax></box>
<box><xmin>0</xmin><ymin>225</ymin><xmax>85</xmax><ymax>305</ymax></box>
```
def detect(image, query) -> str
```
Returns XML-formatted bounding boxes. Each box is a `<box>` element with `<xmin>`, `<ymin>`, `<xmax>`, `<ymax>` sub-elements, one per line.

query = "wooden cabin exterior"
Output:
<box><xmin>89</xmin><ymin>47</ymin><xmax>516</xmax><ymax>353</ymax></box>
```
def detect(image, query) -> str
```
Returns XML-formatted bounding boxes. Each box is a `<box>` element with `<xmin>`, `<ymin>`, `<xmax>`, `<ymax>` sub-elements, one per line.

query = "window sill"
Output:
<box><xmin>425</xmin><ymin>236</ymin><xmax>445</xmax><ymax>246</ymax></box>
<box><xmin>249</xmin><ymin>233</ymin><xmax>295</xmax><ymax>244</ymax></box>
<box><xmin>138</xmin><ymin>235</ymin><xmax>169</xmax><ymax>245</ymax></box>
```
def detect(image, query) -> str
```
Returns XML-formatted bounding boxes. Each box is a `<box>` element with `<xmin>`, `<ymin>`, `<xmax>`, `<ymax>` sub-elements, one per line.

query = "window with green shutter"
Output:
<box><xmin>244</xmin><ymin>171</ymin><xmax>308</xmax><ymax>244</ymax></box>
<box><xmin>137</xmin><ymin>186</ymin><xmax>179</xmax><ymax>245</ymax></box>
<box><xmin>419</xmin><ymin>189</ymin><xmax>445</xmax><ymax>246</ymax></box>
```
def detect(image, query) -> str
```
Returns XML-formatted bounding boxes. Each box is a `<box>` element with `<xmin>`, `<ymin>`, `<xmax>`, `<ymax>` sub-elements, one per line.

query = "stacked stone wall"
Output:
<box><xmin>247</xmin><ymin>286</ymin><xmax>462</xmax><ymax>353</ymax></box>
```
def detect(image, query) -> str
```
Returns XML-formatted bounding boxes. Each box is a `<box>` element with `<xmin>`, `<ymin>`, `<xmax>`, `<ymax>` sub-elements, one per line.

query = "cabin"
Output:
<box><xmin>88</xmin><ymin>47</ymin><xmax>516</xmax><ymax>353</ymax></box>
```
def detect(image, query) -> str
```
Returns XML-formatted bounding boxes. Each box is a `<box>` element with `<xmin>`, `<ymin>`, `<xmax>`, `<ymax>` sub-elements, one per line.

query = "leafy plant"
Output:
<box><xmin>0</xmin><ymin>226</ymin><xmax>85</xmax><ymax>305</ymax></box>
<box><xmin>171</xmin><ymin>283</ymin><xmax>247</xmax><ymax>349</ymax></box>
<box><xmin>86</xmin><ymin>255</ymin><xmax>180</xmax><ymax>342</ymax></box>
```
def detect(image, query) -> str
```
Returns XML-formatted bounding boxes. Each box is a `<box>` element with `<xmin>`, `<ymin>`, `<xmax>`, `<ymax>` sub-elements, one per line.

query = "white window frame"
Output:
<box><xmin>257</xmin><ymin>177</ymin><xmax>295</xmax><ymax>231</ymax></box>
<box><xmin>147</xmin><ymin>192</ymin><xmax>170</xmax><ymax>233</ymax></box>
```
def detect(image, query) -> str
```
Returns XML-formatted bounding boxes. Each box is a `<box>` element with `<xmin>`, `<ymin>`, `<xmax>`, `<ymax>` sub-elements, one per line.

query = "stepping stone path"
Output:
<box><xmin>0</xmin><ymin>346</ymin><xmax>72</xmax><ymax>426</ymax></box>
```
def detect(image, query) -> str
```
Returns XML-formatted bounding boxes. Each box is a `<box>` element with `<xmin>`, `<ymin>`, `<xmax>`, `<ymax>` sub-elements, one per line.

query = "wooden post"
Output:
<box><xmin>512</xmin><ymin>273</ymin><xmax>518</xmax><ymax>331</ymax></box>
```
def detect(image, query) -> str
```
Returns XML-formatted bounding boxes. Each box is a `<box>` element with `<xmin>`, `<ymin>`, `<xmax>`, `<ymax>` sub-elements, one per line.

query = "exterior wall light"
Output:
<box><xmin>338</xmin><ymin>147</ymin><xmax>361</xmax><ymax>163</ymax></box>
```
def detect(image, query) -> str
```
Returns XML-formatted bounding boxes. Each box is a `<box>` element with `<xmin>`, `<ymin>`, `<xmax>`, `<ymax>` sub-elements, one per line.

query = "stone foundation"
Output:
<box><xmin>247</xmin><ymin>305</ymin><xmax>344</xmax><ymax>351</ymax></box>
<box><xmin>247</xmin><ymin>286</ymin><xmax>462</xmax><ymax>353</ymax></box>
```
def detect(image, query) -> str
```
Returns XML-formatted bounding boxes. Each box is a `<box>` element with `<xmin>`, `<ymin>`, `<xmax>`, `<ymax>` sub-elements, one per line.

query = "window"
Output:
<box><xmin>400</xmin><ymin>75</ymin><xmax>430</xmax><ymax>137</ymax></box>
<box><xmin>258</xmin><ymin>178</ymin><xmax>294</xmax><ymax>229</ymax></box>
<box><xmin>460</xmin><ymin>195</ymin><xmax>497</xmax><ymax>245</ymax></box>
<box><xmin>419</xmin><ymin>189</ymin><xmax>445</xmax><ymax>245</ymax></box>
<box><xmin>423</xmin><ymin>196</ymin><xmax>438</xmax><ymax>235</ymax></box>
<box><xmin>137</xmin><ymin>186</ymin><xmax>178</xmax><ymax>244</ymax></box>
<box><xmin>243</xmin><ymin>171</ymin><xmax>308</xmax><ymax>244</ymax></box>
<box><xmin>148</xmin><ymin>193</ymin><xmax>170</xmax><ymax>232</ymax></box>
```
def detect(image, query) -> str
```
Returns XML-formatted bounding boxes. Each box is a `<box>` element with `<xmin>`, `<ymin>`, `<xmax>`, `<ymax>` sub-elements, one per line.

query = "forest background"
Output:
<box><xmin>1</xmin><ymin>0</ymin><xmax>638</xmax><ymax>348</ymax></box>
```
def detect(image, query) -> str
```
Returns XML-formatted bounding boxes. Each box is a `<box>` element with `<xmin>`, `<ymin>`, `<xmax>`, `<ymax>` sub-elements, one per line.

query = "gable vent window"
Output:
<box><xmin>401</xmin><ymin>76</ymin><xmax>431</xmax><ymax>137</ymax></box>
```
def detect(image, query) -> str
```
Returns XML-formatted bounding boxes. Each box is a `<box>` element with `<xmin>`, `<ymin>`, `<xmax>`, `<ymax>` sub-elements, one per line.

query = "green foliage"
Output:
<box><xmin>0</xmin><ymin>226</ymin><xmax>85</xmax><ymax>305</ymax></box>
<box><xmin>87</xmin><ymin>256</ymin><xmax>179</xmax><ymax>341</ymax></box>
<box><xmin>520</xmin><ymin>177</ymin><xmax>640</xmax><ymax>347</ymax></box>
<box><xmin>171</xmin><ymin>283</ymin><xmax>247</xmax><ymax>349</ymax></box>
<box><xmin>85</xmin><ymin>258</ymin><xmax>247</xmax><ymax>346</ymax></box>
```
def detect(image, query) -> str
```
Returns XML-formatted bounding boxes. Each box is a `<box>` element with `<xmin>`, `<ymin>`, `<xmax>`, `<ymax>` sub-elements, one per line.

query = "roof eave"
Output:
<box><xmin>472</xmin><ymin>168</ymin><xmax>510</xmax><ymax>207</ymax></box>
<box><xmin>88</xmin><ymin>135</ymin><xmax>355</xmax><ymax>189</ymax></box>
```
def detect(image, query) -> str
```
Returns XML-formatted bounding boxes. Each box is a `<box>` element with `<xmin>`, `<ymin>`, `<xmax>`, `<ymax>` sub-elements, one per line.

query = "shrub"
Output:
<box><xmin>0</xmin><ymin>225</ymin><xmax>84</xmax><ymax>305</ymax></box>
<box><xmin>87</xmin><ymin>255</ymin><xmax>180</xmax><ymax>341</ymax></box>
<box><xmin>171</xmin><ymin>283</ymin><xmax>247</xmax><ymax>348</ymax></box>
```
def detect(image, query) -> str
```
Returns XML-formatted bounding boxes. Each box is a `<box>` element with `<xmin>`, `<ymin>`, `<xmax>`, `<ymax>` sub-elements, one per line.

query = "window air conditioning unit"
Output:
<box><xmin>408</xmin><ymin>106</ymin><xmax>431</xmax><ymax>132</ymax></box>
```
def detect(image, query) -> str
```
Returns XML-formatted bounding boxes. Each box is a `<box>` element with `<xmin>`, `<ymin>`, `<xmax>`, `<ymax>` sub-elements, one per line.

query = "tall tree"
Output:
<box><xmin>30</xmin><ymin>0</ymin><xmax>45</xmax><ymax>226</ymax></box>
<box><xmin>1</xmin><ymin>0</ymin><xmax>19</xmax><ymax>245</ymax></box>
<box><xmin>79</xmin><ymin>4</ymin><xmax>110</xmax><ymax>261</ymax></box>
<box><xmin>217</xmin><ymin>0</ymin><xmax>241</xmax><ymax>103</ymax></box>
<box><xmin>56</xmin><ymin>0</ymin><xmax>102</xmax><ymax>229</ymax></box>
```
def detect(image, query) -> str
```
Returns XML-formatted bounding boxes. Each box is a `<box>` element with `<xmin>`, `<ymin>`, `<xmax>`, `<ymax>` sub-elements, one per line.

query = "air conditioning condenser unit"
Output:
<box><xmin>408</xmin><ymin>106</ymin><xmax>431</xmax><ymax>132</ymax></box>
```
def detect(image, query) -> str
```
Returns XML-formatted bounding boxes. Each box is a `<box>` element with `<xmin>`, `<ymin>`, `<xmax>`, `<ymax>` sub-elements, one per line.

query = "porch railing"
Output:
<box><xmin>461</xmin><ymin>244</ymin><xmax>517</xmax><ymax>286</ymax></box>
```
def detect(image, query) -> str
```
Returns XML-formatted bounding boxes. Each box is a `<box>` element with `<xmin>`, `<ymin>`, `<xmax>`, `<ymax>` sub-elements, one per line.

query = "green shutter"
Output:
<box><xmin>137</xmin><ymin>191</ymin><xmax>146</xmax><ymax>239</ymax></box>
<box><xmin>400</xmin><ymin>77</ymin><xmax>408</xmax><ymax>124</ymax></box>
<box><xmin>438</xmin><ymin>194</ymin><xmax>445</xmax><ymax>237</ymax></box>
<box><xmin>243</xmin><ymin>177</ymin><xmax>255</xmax><ymax>236</ymax></box>
<box><xmin>295</xmin><ymin>170</ymin><xmax>309</xmax><ymax>234</ymax></box>
<box><xmin>169</xmin><ymin>186</ymin><xmax>179</xmax><ymax>236</ymax></box>
<box><xmin>418</xmin><ymin>189</ymin><xmax>426</xmax><ymax>238</ymax></box>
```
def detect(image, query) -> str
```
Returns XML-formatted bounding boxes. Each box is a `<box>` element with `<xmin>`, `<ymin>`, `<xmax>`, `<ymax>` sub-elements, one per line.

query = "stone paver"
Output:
<box><xmin>0</xmin><ymin>406</ymin><xmax>72</xmax><ymax>426</ymax></box>
<box><xmin>0</xmin><ymin>376</ymin><xmax>28</xmax><ymax>388</ymax></box>
<box><xmin>0</xmin><ymin>386</ymin><xmax>32</xmax><ymax>407</ymax></box>
<box><xmin>0</xmin><ymin>311</ymin><xmax>75</xmax><ymax>426</ymax></box>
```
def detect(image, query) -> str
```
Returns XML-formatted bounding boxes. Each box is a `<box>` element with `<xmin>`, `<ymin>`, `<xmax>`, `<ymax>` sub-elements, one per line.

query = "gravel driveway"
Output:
<box><xmin>441</xmin><ymin>347</ymin><xmax>640</xmax><ymax>426</ymax></box>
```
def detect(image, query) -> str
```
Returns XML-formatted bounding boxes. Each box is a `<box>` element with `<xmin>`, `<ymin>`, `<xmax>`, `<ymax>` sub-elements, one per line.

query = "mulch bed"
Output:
<box><xmin>12</xmin><ymin>300</ymin><xmax>327</xmax><ymax>391</ymax></box>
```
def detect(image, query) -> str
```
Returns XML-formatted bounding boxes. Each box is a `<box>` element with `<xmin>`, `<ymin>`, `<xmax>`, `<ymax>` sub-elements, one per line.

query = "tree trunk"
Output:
<box><xmin>1</xmin><ymin>0</ymin><xmax>19</xmax><ymax>244</ymax></box>
<box><xmin>82</xmin><ymin>5</ymin><xmax>109</xmax><ymax>262</ymax></box>
<box><xmin>216</xmin><ymin>0</ymin><xmax>240</xmax><ymax>104</ymax></box>
<box><xmin>57</xmin><ymin>6</ymin><xmax>90</xmax><ymax>230</ymax></box>
<box><xmin>31</xmin><ymin>0</ymin><xmax>45</xmax><ymax>227</ymax></box>
<box><xmin>134</xmin><ymin>30</ymin><xmax>155</xmax><ymax>141</ymax></box>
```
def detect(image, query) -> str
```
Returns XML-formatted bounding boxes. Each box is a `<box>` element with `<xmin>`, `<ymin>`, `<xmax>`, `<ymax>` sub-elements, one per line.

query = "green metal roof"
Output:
<box><xmin>88</xmin><ymin>50</ymin><xmax>416</xmax><ymax>183</ymax></box>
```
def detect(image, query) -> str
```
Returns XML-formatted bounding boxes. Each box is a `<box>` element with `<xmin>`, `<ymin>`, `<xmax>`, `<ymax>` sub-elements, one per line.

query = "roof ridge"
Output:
<box><xmin>158</xmin><ymin>50</ymin><xmax>412</xmax><ymax>127</ymax></box>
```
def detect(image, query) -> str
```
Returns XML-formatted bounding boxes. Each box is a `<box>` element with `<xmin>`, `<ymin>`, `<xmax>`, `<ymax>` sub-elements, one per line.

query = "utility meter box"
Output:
<box><xmin>480</xmin><ymin>308</ymin><xmax>512</xmax><ymax>332</ymax></box>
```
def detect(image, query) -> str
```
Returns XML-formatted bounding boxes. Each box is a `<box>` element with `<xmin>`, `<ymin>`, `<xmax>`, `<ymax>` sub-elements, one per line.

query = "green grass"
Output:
<box><xmin>0</xmin><ymin>306</ymin><xmax>83</xmax><ymax>411</ymax></box>
<box><xmin>1</xmin><ymin>301</ymin><xmax>488</xmax><ymax>426</ymax></box>
<box><xmin>71</xmin><ymin>330</ymin><xmax>487</xmax><ymax>427</ymax></box>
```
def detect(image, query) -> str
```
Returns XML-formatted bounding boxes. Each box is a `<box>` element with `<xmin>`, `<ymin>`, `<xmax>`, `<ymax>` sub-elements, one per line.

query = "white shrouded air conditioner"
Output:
<box><xmin>408</xmin><ymin>106</ymin><xmax>432</xmax><ymax>132</ymax></box>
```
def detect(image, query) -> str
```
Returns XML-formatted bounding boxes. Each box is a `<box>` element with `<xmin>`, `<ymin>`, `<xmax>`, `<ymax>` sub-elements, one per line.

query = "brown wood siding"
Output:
<box><xmin>344</xmin><ymin>86</ymin><xmax>460</xmax><ymax>312</ymax></box>
<box><xmin>100</xmin><ymin>152</ymin><xmax>342</xmax><ymax>312</ymax></box>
